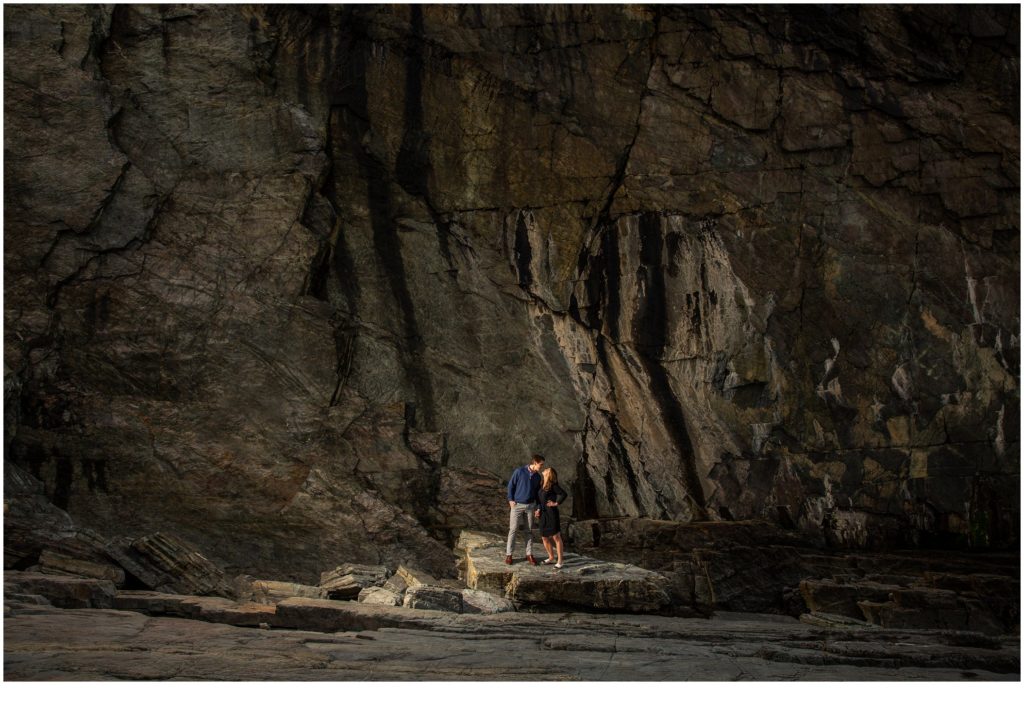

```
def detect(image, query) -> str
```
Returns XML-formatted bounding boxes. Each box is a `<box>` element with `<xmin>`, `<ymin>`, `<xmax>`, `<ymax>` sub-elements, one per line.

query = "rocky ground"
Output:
<box><xmin>5</xmin><ymin>602</ymin><xmax>1019</xmax><ymax>681</ymax></box>
<box><xmin>4</xmin><ymin>522</ymin><xmax>1020</xmax><ymax>681</ymax></box>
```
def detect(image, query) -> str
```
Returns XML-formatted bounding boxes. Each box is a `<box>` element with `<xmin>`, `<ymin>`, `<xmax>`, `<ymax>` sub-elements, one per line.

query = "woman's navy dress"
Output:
<box><xmin>537</xmin><ymin>483</ymin><xmax>568</xmax><ymax>536</ymax></box>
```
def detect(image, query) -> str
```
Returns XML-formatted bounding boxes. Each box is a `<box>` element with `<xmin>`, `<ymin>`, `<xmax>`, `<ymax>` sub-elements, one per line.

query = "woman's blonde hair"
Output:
<box><xmin>541</xmin><ymin>467</ymin><xmax>558</xmax><ymax>491</ymax></box>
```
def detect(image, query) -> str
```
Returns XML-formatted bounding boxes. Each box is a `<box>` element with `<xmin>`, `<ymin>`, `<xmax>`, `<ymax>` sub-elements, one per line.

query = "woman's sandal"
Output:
<box><xmin>554</xmin><ymin>563</ymin><xmax>563</xmax><ymax>569</ymax></box>
<box><xmin>542</xmin><ymin>558</ymin><xmax>555</xmax><ymax>565</ymax></box>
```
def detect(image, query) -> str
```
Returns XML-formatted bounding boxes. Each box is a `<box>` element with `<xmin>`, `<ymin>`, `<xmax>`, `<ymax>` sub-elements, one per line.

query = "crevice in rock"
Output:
<box><xmin>513</xmin><ymin>211</ymin><xmax>533</xmax><ymax>289</ymax></box>
<box><xmin>329</xmin><ymin>14</ymin><xmax>437</xmax><ymax>430</ymax></box>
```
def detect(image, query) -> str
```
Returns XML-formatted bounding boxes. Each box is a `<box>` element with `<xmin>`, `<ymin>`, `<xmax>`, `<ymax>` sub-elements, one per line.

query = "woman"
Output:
<box><xmin>534</xmin><ymin>467</ymin><xmax>568</xmax><ymax>569</ymax></box>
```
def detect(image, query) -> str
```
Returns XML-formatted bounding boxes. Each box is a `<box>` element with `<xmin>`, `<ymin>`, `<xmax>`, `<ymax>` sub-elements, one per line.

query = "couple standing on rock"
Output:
<box><xmin>506</xmin><ymin>454</ymin><xmax>568</xmax><ymax>569</ymax></box>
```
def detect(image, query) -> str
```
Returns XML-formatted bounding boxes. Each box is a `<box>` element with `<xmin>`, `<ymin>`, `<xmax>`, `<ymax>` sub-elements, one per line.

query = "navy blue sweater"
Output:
<box><xmin>507</xmin><ymin>465</ymin><xmax>541</xmax><ymax>504</ymax></box>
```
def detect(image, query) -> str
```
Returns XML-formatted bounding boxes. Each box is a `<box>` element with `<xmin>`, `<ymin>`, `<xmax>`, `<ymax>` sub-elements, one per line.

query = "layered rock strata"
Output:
<box><xmin>5</xmin><ymin>598</ymin><xmax>1020</xmax><ymax>680</ymax></box>
<box><xmin>3</xmin><ymin>4</ymin><xmax>1019</xmax><ymax>580</ymax></box>
<box><xmin>457</xmin><ymin>530</ymin><xmax>672</xmax><ymax>612</ymax></box>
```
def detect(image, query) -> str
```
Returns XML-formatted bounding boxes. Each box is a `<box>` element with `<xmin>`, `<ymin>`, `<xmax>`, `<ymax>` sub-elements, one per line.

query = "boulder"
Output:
<box><xmin>5</xmin><ymin>571</ymin><xmax>116</xmax><ymax>609</ymax></box>
<box><xmin>38</xmin><ymin>548</ymin><xmax>125</xmax><ymax>587</ymax></box>
<box><xmin>397</xmin><ymin>564</ymin><xmax>440</xmax><ymax>588</ymax></box>
<box><xmin>242</xmin><ymin>579</ymin><xmax>323</xmax><ymax>604</ymax></box>
<box><xmin>320</xmin><ymin>564</ymin><xmax>390</xmax><ymax>600</ymax></box>
<box><xmin>107</xmin><ymin>532</ymin><xmax>234</xmax><ymax>597</ymax></box>
<box><xmin>383</xmin><ymin>574</ymin><xmax>409</xmax><ymax>595</ymax></box>
<box><xmin>358</xmin><ymin>586</ymin><xmax>402</xmax><ymax>607</ymax></box>
<box><xmin>403</xmin><ymin>585</ymin><xmax>464</xmax><ymax>612</ymax></box>
<box><xmin>461</xmin><ymin>589</ymin><xmax>516</xmax><ymax>615</ymax></box>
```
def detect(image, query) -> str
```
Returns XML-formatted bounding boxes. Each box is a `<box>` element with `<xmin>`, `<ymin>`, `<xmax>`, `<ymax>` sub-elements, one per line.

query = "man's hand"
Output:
<box><xmin>534</xmin><ymin>510</ymin><xmax>541</xmax><ymax>518</ymax></box>
<box><xmin>509</xmin><ymin>500</ymin><xmax>516</xmax><ymax>508</ymax></box>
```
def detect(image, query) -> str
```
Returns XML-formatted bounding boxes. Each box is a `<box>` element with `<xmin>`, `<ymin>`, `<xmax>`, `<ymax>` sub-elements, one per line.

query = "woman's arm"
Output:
<box><xmin>555</xmin><ymin>483</ymin><xmax>568</xmax><ymax>505</ymax></box>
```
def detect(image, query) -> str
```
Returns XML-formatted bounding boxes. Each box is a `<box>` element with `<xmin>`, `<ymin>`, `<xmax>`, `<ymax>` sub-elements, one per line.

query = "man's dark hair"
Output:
<box><xmin>532</xmin><ymin>453</ymin><xmax>545</xmax><ymax>464</ymax></box>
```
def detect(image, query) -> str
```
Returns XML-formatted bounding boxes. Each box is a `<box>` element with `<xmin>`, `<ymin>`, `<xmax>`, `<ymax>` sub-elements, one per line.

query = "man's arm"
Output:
<box><xmin>507</xmin><ymin>467</ymin><xmax>520</xmax><ymax>504</ymax></box>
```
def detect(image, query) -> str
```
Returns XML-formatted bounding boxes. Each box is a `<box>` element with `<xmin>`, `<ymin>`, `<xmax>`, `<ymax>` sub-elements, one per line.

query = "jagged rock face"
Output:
<box><xmin>4</xmin><ymin>5</ymin><xmax>1019</xmax><ymax>579</ymax></box>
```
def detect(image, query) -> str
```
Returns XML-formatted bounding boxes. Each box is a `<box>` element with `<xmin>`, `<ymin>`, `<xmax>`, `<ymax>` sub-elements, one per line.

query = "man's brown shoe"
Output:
<box><xmin>526</xmin><ymin>554</ymin><xmax>538</xmax><ymax>566</ymax></box>
<box><xmin>505</xmin><ymin>555</ymin><xmax>513</xmax><ymax>565</ymax></box>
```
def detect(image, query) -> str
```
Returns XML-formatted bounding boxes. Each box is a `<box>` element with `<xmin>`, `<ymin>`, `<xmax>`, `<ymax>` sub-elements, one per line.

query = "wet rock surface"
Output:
<box><xmin>3</xmin><ymin>4</ymin><xmax>1018</xmax><ymax>584</ymax></box>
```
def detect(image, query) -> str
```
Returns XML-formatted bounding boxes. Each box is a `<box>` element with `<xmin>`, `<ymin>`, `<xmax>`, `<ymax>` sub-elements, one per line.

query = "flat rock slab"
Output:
<box><xmin>273</xmin><ymin>597</ymin><xmax>450</xmax><ymax>633</ymax></box>
<box><xmin>113</xmin><ymin>590</ymin><xmax>276</xmax><ymax>627</ymax></box>
<box><xmin>5</xmin><ymin>571</ymin><xmax>116</xmax><ymax>609</ymax></box>
<box><xmin>5</xmin><ymin>603</ymin><xmax>1019</xmax><ymax>680</ymax></box>
<box><xmin>242</xmin><ymin>579</ymin><xmax>323</xmax><ymax>604</ymax></box>
<box><xmin>458</xmin><ymin>531</ymin><xmax>671</xmax><ymax>612</ymax></box>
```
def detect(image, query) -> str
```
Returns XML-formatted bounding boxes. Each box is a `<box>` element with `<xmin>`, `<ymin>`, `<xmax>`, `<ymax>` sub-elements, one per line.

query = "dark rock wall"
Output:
<box><xmin>4</xmin><ymin>5</ymin><xmax>1019</xmax><ymax>578</ymax></box>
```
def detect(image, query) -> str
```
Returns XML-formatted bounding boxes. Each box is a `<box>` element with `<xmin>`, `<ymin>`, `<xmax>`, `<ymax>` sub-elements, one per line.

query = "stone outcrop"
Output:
<box><xmin>461</xmin><ymin>588</ymin><xmax>517</xmax><ymax>615</ymax></box>
<box><xmin>801</xmin><ymin>574</ymin><xmax>1018</xmax><ymax>635</ymax></box>
<box><xmin>5</xmin><ymin>571</ymin><xmax>116</xmax><ymax>609</ymax></box>
<box><xmin>403</xmin><ymin>584</ymin><xmax>464</xmax><ymax>612</ymax></box>
<box><xmin>565</xmin><ymin>516</ymin><xmax>1021</xmax><ymax>624</ymax></box>
<box><xmin>458</xmin><ymin>530</ymin><xmax>671</xmax><ymax>612</ymax></box>
<box><xmin>320</xmin><ymin>564</ymin><xmax>390</xmax><ymax>600</ymax></box>
<box><xmin>2</xmin><ymin>4</ymin><xmax>1018</xmax><ymax>583</ymax></box>
<box><xmin>241</xmin><ymin>579</ymin><xmax>323</xmax><ymax>605</ymax></box>
<box><xmin>107</xmin><ymin>532</ymin><xmax>234</xmax><ymax>598</ymax></box>
<box><xmin>37</xmin><ymin>547</ymin><xmax>125</xmax><ymax>587</ymax></box>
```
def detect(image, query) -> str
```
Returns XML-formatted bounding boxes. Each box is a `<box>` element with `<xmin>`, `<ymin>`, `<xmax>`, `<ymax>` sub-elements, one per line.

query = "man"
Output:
<box><xmin>505</xmin><ymin>453</ymin><xmax>544</xmax><ymax>565</ymax></box>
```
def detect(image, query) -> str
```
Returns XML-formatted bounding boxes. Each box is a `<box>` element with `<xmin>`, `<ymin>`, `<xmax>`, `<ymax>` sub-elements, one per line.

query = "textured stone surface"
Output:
<box><xmin>107</xmin><ymin>532</ymin><xmax>234</xmax><ymax>597</ymax></box>
<box><xmin>3</xmin><ymin>4</ymin><xmax>1019</xmax><ymax>586</ymax></box>
<box><xmin>242</xmin><ymin>579</ymin><xmax>323</xmax><ymax>604</ymax></box>
<box><xmin>458</xmin><ymin>530</ymin><xmax>671</xmax><ymax>612</ymax></box>
<box><xmin>5</xmin><ymin>571</ymin><xmax>116</xmax><ymax>609</ymax></box>
<box><xmin>402</xmin><ymin>584</ymin><xmax>464</xmax><ymax>612</ymax></box>
<box><xmin>357</xmin><ymin>586</ymin><xmax>402</xmax><ymax>607</ymax></box>
<box><xmin>460</xmin><ymin>588</ymin><xmax>516</xmax><ymax>615</ymax></box>
<box><xmin>566</xmin><ymin>517</ymin><xmax>1022</xmax><ymax>620</ymax></box>
<box><xmin>320</xmin><ymin>564</ymin><xmax>390</xmax><ymax>600</ymax></box>
<box><xmin>37</xmin><ymin>548</ymin><xmax>125</xmax><ymax>586</ymax></box>
<box><xmin>4</xmin><ymin>603</ymin><xmax>1019</xmax><ymax>680</ymax></box>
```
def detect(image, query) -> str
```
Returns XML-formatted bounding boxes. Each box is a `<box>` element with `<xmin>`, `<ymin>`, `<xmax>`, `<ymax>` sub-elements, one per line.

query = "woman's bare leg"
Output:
<box><xmin>541</xmin><ymin>536</ymin><xmax>554</xmax><ymax>561</ymax></box>
<box><xmin>553</xmin><ymin>534</ymin><xmax>564</xmax><ymax>565</ymax></box>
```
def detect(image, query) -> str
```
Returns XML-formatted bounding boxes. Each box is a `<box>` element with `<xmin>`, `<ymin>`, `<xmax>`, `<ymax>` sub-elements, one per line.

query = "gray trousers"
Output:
<box><xmin>506</xmin><ymin>502</ymin><xmax>536</xmax><ymax>556</ymax></box>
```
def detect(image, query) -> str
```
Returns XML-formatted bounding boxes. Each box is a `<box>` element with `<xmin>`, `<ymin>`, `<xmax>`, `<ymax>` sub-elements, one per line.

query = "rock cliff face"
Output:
<box><xmin>4</xmin><ymin>5</ymin><xmax>1019</xmax><ymax>579</ymax></box>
